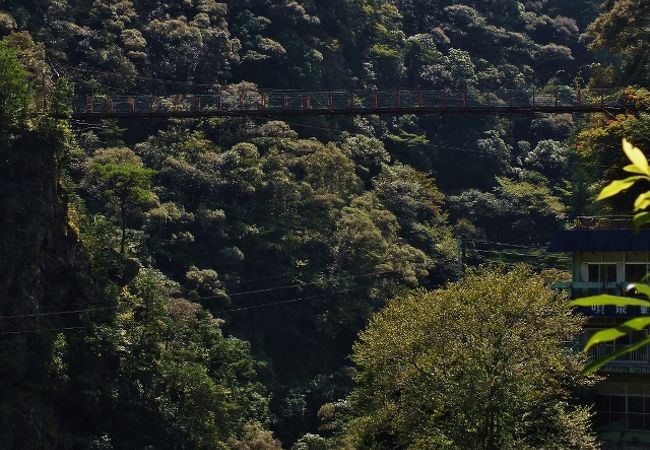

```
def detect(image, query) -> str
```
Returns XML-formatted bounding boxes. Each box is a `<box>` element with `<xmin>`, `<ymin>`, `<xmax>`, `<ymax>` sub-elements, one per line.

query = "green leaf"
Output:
<box><xmin>634</xmin><ymin>212</ymin><xmax>650</xmax><ymax>232</ymax></box>
<box><xmin>570</xmin><ymin>295</ymin><xmax>650</xmax><ymax>308</ymax></box>
<box><xmin>634</xmin><ymin>192</ymin><xmax>650</xmax><ymax>211</ymax></box>
<box><xmin>584</xmin><ymin>317</ymin><xmax>650</xmax><ymax>351</ymax></box>
<box><xmin>628</xmin><ymin>283</ymin><xmax>650</xmax><ymax>297</ymax></box>
<box><xmin>584</xmin><ymin>336</ymin><xmax>650</xmax><ymax>374</ymax></box>
<box><xmin>624</xmin><ymin>164</ymin><xmax>649</xmax><ymax>175</ymax></box>
<box><xmin>597</xmin><ymin>176</ymin><xmax>646</xmax><ymax>200</ymax></box>
<box><xmin>623</xmin><ymin>139</ymin><xmax>650</xmax><ymax>175</ymax></box>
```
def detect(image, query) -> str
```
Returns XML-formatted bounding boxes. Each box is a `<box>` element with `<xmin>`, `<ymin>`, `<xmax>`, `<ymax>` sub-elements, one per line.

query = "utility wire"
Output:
<box><xmin>221</xmin><ymin>263</ymin><xmax>398</xmax><ymax>288</ymax></box>
<box><xmin>229</xmin><ymin>112</ymin><xmax>343</xmax><ymax>133</ymax></box>
<box><xmin>0</xmin><ymin>306</ymin><xmax>116</xmax><ymax>320</ymax></box>
<box><xmin>0</xmin><ymin>284</ymin><xmax>376</xmax><ymax>330</ymax></box>
<box><xmin>229</xmin><ymin>270</ymin><xmax>393</xmax><ymax>296</ymax></box>
<box><xmin>429</xmin><ymin>142</ymin><xmax>610</xmax><ymax>169</ymax></box>
<box><xmin>57</xmin><ymin>65</ymin><xmax>221</xmax><ymax>88</ymax></box>
<box><xmin>470</xmin><ymin>248</ymin><xmax>552</xmax><ymax>258</ymax></box>
<box><xmin>229</xmin><ymin>266</ymin><xmax>340</xmax><ymax>286</ymax></box>
<box><xmin>466</xmin><ymin>239</ymin><xmax>549</xmax><ymax>249</ymax></box>
<box><xmin>0</xmin><ymin>278</ymin><xmax>383</xmax><ymax>326</ymax></box>
<box><xmin>239</xmin><ymin>114</ymin><xmax>610</xmax><ymax>169</ymax></box>
<box><xmin>0</xmin><ymin>326</ymin><xmax>90</xmax><ymax>337</ymax></box>
<box><xmin>226</xmin><ymin>286</ymin><xmax>370</xmax><ymax>312</ymax></box>
<box><xmin>467</xmin><ymin>249</ymin><xmax>570</xmax><ymax>266</ymax></box>
<box><xmin>197</xmin><ymin>270</ymin><xmax>395</xmax><ymax>300</ymax></box>
<box><xmin>2</xmin><ymin>268</ymin><xmax>398</xmax><ymax>317</ymax></box>
<box><xmin>470</xmin><ymin>255</ymin><xmax>565</xmax><ymax>269</ymax></box>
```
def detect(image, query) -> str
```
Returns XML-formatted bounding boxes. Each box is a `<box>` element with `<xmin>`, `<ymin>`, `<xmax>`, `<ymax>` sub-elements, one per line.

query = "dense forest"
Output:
<box><xmin>1</xmin><ymin>0</ymin><xmax>649</xmax><ymax>448</ymax></box>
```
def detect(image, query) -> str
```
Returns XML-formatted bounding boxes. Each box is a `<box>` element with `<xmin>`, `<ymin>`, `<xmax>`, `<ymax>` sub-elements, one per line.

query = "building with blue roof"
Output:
<box><xmin>548</xmin><ymin>222</ymin><xmax>650</xmax><ymax>446</ymax></box>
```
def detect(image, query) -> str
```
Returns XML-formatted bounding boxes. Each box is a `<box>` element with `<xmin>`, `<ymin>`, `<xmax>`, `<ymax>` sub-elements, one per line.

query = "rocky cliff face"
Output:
<box><xmin>0</xmin><ymin>124</ymin><xmax>99</xmax><ymax>448</ymax></box>
<box><xmin>0</xmin><ymin>128</ymin><xmax>94</xmax><ymax>321</ymax></box>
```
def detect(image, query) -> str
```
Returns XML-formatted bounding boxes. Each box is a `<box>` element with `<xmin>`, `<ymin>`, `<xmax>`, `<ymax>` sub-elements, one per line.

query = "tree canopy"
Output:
<box><xmin>332</xmin><ymin>266</ymin><xmax>599</xmax><ymax>450</ymax></box>
<box><xmin>2</xmin><ymin>0</ymin><xmax>647</xmax><ymax>447</ymax></box>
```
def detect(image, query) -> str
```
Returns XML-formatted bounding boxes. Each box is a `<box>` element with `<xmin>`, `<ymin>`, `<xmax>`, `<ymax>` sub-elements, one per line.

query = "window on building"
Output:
<box><xmin>610</xmin><ymin>331</ymin><xmax>648</xmax><ymax>362</ymax></box>
<box><xmin>587</xmin><ymin>263</ymin><xmax>617</xmax><ymax>294</ymax></box>
<box><xmin>584</xmin><ymin>329</ymin><xmax>650</xmax><ymax>363</ymax></box>
<box><xmin>626</xmin><ymin>263</ymin><xmax>649</xmax><ymax>284</ymax></box>
<box><xmin>624</xmin><ymin>264</ymin><xmax>650</xmax><ymax>298</ymax></box>
<box><xmin>595</xmin><ymin>383</ymin><xmax>650</xmax><ymax>431</ymax></box>
<box><xmin>588</xmin><ymin>263</ymin><xmax>617</xmax><ymax>282</ymax></box>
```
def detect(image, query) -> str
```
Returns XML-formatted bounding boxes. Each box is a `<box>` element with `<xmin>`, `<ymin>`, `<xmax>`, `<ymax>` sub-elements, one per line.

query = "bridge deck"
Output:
<box><xmin>64</xmin><ymin>89</ymin><xmax>630</xmax><ymax>119</ymax></box>
<box><xmin>69</xmin><ymin>105</ymin><xmax>627</xmax><ymax>119</ymax></box>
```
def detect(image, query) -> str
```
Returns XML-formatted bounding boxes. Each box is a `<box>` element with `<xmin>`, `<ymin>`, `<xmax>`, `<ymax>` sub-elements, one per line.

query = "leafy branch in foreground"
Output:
<box><xmin>571</xmin><ymin>139</ymin><xmax>650</xmax><ymax>373</ymax></box>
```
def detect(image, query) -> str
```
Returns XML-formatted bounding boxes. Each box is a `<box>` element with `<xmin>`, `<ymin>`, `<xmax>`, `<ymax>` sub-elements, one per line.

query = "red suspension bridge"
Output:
<box><xmin>66</xmin><ymin>88</ymin><xmax>631</xmax><ymax>119</ymax></box>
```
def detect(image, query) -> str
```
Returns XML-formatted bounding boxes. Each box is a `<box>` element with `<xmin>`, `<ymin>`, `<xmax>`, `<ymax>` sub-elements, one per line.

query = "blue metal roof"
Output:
<box><xmin>547</xmin><ymin>229</ymin><xmax>650</xmax><ymax>252</ymax></box>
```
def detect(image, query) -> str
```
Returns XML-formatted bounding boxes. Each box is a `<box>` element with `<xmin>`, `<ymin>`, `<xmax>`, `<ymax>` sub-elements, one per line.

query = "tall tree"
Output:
<box><xmin>331</xmin><ymin>266</ymin><xmax>599</xmax><ymax>449</ymax></box>
<box><xmin>85</xmin><ymin>147</ymin><xmax>157</xmax><ymax>254</ymax></box>
<box><xmin>0</xmin><ymin>39</ymin><xmax>31</xmax><ymax>128</ymax></box>
<box><xmin>587</xmin><ymin>0</ymin><xmax>650</xmax><ymax>87</ymax></box>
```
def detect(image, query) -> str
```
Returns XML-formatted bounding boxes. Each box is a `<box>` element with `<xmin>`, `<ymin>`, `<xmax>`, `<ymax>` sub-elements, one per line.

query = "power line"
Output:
<box><xmin>0</xmin><ymin>290</ymin><xmax>367</xmax><ymax>334</ymax></box>
<box><xmin>222</xmin><ymin>263</ymin><xmax>389</xmax><ymax>288</ymax></box>
<box><xmin>0</xmin><ymin>306</ymin><xmax>116</xmax><ymax>320</ymax></box>
<box><xmin>242</xmin><ymin>114</ymin><xmax>608</xmax><ymax>169</ymax></box>
<box><xmin>12</xmin><ymin>268</ymin><xmax>398</xmax><ymax>315</ymax></box>
<box><xmin>429</xmin><ymin>142</ymin><xmax>609</xmax><ymax>169</ymax></box>
<box><xmin>230</xmin><ymin>112</ymin><xmax>343</xmax><ymax>133</ymax></box>
<box><xmin>226</xmin><ymin>286</ymin><xmax>370</xmax><ymax>312</ymax></box>
<box><xmin>231</xmin><ymin>266</ymin><xmax>339</xmax><ymax>286</ymax></box>
<box><xmin>466</xmin><ymin>239</ymin><xmax>548</xmax><ymax>249</ymax></box>
<box><xmin>467</xmin><ymin>249</ymin><xmax>570</xmax><ymax>267</ymax></box>
<box><xmin>0</xmin><ymin>326</ymin><xmax>89</xmax><ymax>337</ymax></box>
<box><xmin>56</xmin><ymin>65</ymin><xmax>220</xmax><ymax>89</ymax></box>
<box><xmin>229</xmin><ymin>270</ymin><xmax>393</xmax><ymax>296</ymax></box>
<box><xmin>470</xmin><ymin>248</ymin><xmax>552</xmax><ymax>258</ymax></box>
<box><xmin>36</xmin><ymin>298</ymin><xmax>119</xmax><ymax>312</ymax></box>
<box><xmin>0</xmin><ymin>285</ymin><xmax>378</xmax><ymax>327</ymax></box>
<box><xmin>469</xmin><ymin>255</ymin><xmax>565</xmax><ymax>269</ymax></box>
<box><xmin>197</xmin><ymin>270</ymin><xmax>395</xmax><ymax>300</ymax></box>
<box><xmin>0</xmin><ymin>287</ymin><xmax>368</xmax><ymax>332</ymax></box>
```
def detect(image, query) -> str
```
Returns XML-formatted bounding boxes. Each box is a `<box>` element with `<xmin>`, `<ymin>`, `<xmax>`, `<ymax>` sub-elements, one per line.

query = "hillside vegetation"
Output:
<box><xmin>1</xmin><ymin>0</ymin><xmax>648</xmax><ymax>448</ymax></box>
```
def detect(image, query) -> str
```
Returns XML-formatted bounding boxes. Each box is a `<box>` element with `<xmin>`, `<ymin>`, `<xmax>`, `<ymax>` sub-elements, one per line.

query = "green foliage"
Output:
<box><xmin>185</xmin><ymin>265</ymin><xmax>228</xmax><ymax>302</ymax></box>
<box><xmin>228</xmin><ymin>422</ymin><xmax>284</xmax><ymax>450</ymax></box>
<box><xmin>61</xmin><ymin>268</ymin><xmax>275</xmax><ymax>449</ymax></box>
<box><xmin>51</xmin><ymin>78</ymin><xmax>74</xmax><ymax>117</ymax></box>
<box><xmin>92</xmin><ymin>162</ymin><xmax>156</xmax><ymax>204</ymax></box>
<box><xmin>584</xmin><ymin>317</ymin><xmax>650</xmax><ymax>351</ymax></box>
<box><xmin>523</xmin><ymin>139</ymin><xmax>574</xmax><ymax>181</ymax></box>
<box><xmin>595</xmin><ymin>139</ymin><xmax>650</xmax><ymax>229</ymax></box>
<box><xmin>577</xmin><ymin>93</ymin><xmax>650</xmax><ymax>205</ymax></box>
<box><xmin>0</xmin><ymin>89</ymin><xmax>279</xmax><ymax>448</ymax></box>
<box><xmin>291</xmin><ymin>433</ymin><xmax>329</xmax><ymax>450</ymax></box>
<box><xmin>333</xmin><ymin>266</ymin><xmax>599</xmax><ymax>449</ymax></box>
<box><xmin>587</xmin><ymin>0</ymin><xmax>650</xmax><ymax>87</ymax></box>
<box><xmin>572</xmin><ymin>295</ymin><xmax>650</xmax><ymax>309</ymax></box>
<box><xmin>450</xmin><ymin>175</ymin><xmax>565</xmax><ymax>244</ymax></box>
<box><xmin>76</xmin><ymin>121</ymin><xmax>458</xmax><ymax>443</ymax></box>
<box><xmin>0</xmin><ymin>0</ymin><xmax>622</xmax><ymax>446</ymax></box>
<box><xmin>0</xmin><ymin>38</ymin><xmax>31</xmax><ymax>128</ymax></box>
<box><xmin>85</xmin><ymin>147</ymin><xmax>157</xmax><ymax>253</ymax></box>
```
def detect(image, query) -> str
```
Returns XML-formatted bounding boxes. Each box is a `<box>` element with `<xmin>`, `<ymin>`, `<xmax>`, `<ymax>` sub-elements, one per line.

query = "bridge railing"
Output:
<box><xmin>69</xmin><ymin>88</ymin><xmax>622</xmax><ymax>115</ymax></box>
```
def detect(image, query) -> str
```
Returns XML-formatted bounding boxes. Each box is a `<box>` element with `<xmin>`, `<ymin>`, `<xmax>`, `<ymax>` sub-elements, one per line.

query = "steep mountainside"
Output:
<box><xmin>4</xmin><ymin>0</ymin><xmax>640</xmax><ymax>447</ymax></box>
